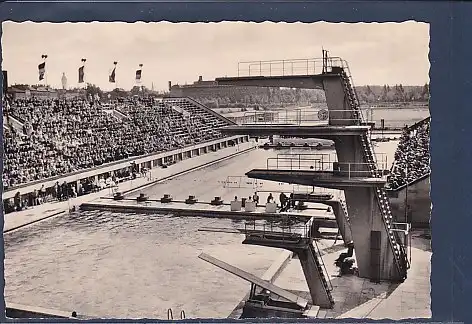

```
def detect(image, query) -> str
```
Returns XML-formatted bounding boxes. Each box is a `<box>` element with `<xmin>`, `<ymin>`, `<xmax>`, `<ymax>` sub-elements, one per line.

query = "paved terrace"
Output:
<box><xmin>271</xmin><ymin>232</ymin><xmax>431</xmax><ymax>320</ymax></box>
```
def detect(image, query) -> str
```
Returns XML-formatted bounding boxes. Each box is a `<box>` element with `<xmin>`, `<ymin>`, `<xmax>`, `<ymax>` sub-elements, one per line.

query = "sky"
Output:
<box><xmin>1</xmin><ymin>21</ymin><xmax>430</xmax><ymax>91</ymax></box>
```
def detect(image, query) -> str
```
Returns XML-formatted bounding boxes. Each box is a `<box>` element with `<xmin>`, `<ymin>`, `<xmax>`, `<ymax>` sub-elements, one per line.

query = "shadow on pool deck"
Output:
<box><xmin>271</xmin><ymin>236</ymin><xmax>431</xmax><ymax>320</ymax></box>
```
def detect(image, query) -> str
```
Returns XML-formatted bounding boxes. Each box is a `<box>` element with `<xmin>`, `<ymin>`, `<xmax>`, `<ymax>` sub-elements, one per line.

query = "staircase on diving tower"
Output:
<box><xmin>215</xmin><ymin>56</ymin><xmax>410</xmax><ymax>283</ymax></box>
<box><xmin>339</xmin><ymin>66</ymin><xmax>409</xmax><ymax>281</ymax></box>
<box><xmin>242</xmin><ymin>225</ymin><xmax>335</xmax><ymax>309</ymax></box>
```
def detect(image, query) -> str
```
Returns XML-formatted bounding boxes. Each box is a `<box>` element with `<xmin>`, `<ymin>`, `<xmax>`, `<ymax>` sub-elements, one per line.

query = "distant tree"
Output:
<box><xmin>85</xmin><ymin>83</ymin><xmax>103</xmax><ymax>98</ymax></box>
<box><xmin>421</xmin><ymin>83</ymin><xmax>430</xmax><ymax>101</ymax></box>
<box><xmin>130</xmin><ymin>86</ymin><xmax>145</xmax><ymax>96</ymax></box>
<box><xmin>381</xmin><ymin>85</ymin><xmax>388</xmax><ymax>101</ymax></box>
<box><xmin>108</xmin><ymin>88</ymin><xmax>128</xmax><ymax>100</ymax></box>
<box><xmin>9</xmin><ymin>84</ymin><xmax>30</xmax><ymax>91</ymax></box>
<box><xmin>393</xmin><ymin>84</ymin><xmax>405</xmax><ymax>102</ymax></box>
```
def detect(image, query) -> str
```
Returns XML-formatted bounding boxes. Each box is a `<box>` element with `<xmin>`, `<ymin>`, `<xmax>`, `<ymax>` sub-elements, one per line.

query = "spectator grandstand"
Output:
<box><xmin>2</xmin><ymin>96</ymin><xmax>233</xmax><ymax>191</ymax></box>
<box><xmin>387</xmin><ymin>117</ymin><xmax>431</xmax><ymax>190</ymax></box>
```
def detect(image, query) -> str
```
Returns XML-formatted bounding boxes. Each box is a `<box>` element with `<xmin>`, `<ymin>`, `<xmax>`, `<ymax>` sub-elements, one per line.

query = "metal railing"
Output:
<box><xmin>234</xmin><ymin>56</ymin><xmax>366</xmax><ymax>124</ymax></box>
<box><xmin>237</xmin><ymin>57</ymin><xmax>346</xmax><ymax>78</ymax></box>
<box><xmin>242</xmin><ymin>108</ymin><xmax>362</xmax><ymax>126</ymax></box>
<box><xmin>266</xmin><ymin>153</ymin><xmax>388</xmax><ymax>173</ymax></box>
<box><xmin>267</xmin><ymin>159</ymin><xmax>388</xmax><ymax>179</ymax></box>
<box><xmin>332</xmin><ymin>162</ymin><xmax>389</xmax><ymax>179</ymax></box>
<box><xmin>243</xmin><ymin>220</ymin><xmax>311</xmax><ymax>239</ymax></box>
<box><xmin>267</xmin><ymin>153</ymin><xmax>334</xmax><ymax>171</ymax></box>
<box><xmin>277</xmin><ymin>152</ymin><xmax>336</xmax><ymax>161</ymax></box>
<box><xmin>313</xmin><ymin>238</ymin><xmax>333</xmax><ymax>291</ymax></box>
<box><xmin>167</xmin><ymin>308</ymin><xmax>186</xmax><ymax>320</ymax></box>
<box><xmin>391</xmin><ymin>222</ymin><xmax>412</xmax><ymax>269</ymax></box>
<box><xmin>291</xmin><ymin>184</ymin><xmax>337</xmax><ymax>196</ymax></box>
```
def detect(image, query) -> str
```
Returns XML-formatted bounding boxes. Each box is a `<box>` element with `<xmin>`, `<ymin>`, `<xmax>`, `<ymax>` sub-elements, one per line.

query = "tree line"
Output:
<box><xmin>8</xmin><ymin>83</ymin><xmax>429</xmax><ymax>106</ymax></box>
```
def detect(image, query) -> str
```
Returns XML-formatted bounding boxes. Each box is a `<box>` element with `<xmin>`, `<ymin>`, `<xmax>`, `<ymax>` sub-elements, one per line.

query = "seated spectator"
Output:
<box><xmin>2</xmin><ymin>95</ymin><xmax>231</xmax><ymax>211</ymax></box>
<box><xmin>387</xmin><ymin>118</ymin><xmax>430</xmax><ymax>190</ymax></box>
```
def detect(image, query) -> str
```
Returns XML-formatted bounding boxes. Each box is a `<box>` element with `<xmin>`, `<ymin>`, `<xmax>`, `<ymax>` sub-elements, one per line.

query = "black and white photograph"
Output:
<box><xmin>2</xmin><ymin>21</ymin><xmax>431</xmax><ymax>320</ymax></box>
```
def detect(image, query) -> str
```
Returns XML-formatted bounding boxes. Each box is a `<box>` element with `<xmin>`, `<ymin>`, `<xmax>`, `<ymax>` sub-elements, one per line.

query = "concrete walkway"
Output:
<box><xmin>336</xmin><ymin>245</ymin><xmax>431</xmax><ymax>319</ymax></box>
<box><xmin>3</xmin><ymin>141</ymin><xmax>256</xmax><ymax>233</ymax></box>
<box><xmin>273</xmin><ymin>233</ymin><xmax>431</xmax><ymax>320</ymax></box>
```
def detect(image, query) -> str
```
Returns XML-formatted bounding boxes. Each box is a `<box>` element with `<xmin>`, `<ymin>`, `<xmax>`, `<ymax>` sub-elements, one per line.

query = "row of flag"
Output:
<box><xmin>37</xmin><ymin>59</ymin><xmax>144</xmax><ymax>84</ymax></box>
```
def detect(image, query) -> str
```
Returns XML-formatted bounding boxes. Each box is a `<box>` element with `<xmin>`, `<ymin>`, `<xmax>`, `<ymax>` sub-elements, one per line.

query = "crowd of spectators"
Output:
<box><xmin>387</xmin><ymin>118</ymin><xmax>431</xmax><ymax>189</ymax></box>
<box><xmin>2</xmin><ymin>95</ymin><xmax>229</xmax><ymax>190</ymax></box>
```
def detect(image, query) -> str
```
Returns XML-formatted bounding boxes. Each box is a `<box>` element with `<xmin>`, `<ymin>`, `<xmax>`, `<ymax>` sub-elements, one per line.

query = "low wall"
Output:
<box><xmin>6</xmin><ymin>303</ymin><xmax>76</xmax><ymax>319</ymax></box>
<box><xmin>387</xmin><ymin>175</ymin><xmax>431</xmax><ymax>227</ymax></box>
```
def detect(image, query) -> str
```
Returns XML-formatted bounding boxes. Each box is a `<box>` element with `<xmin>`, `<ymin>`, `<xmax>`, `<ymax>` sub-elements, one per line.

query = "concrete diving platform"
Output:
<box><xmin>246</xmin><ymin>169</ymin><xmax>386</xmax><ymax>190</ymax></box>
<box><xmin>216</xmin><ymin>74</ymin><xmax>328</xmax><ymax>90</ymax></box>
<box><xmin>80</xmin><ymin>198</ymin><xmax>338</xmax><ymax>227</ymax></box>
<box><xmin>220</xmin><ymin>125</ymin><xmax>371</xmax><ymax>139</ymax></box>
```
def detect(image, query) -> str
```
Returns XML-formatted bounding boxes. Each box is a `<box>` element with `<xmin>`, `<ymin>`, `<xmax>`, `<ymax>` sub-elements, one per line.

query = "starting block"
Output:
<box><xmin>113</xmin><ymin>192</ymin><xmax>124</xmax><ymax>200</ymax></box>
<box><xmin>161</xmin><ymin>194</ymin><xmax>173</xmax><ymax>203</ymax></box>
<box><xmin>211</xmin><ymin>196</ymin><xmax>224</xmax><ymax>206</ymax></box>
<box><xmin>137</xmin><ymin>193</ymin><xmax>149</xmax><ymax>202</ymax></box>
<box><xmin>185</xmin><ymin>195</ymin><xmax>198</xmax><ymax>204</ymax></box>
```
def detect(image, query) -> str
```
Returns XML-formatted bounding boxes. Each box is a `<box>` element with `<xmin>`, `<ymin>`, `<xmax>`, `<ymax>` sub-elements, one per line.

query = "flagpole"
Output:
<box><xmin>45</xmin><ymin>55</ymin><xmax>48</xmax><ymax>88</ymax></box>
<box><xmin>82</xmin><ymin>58</ymin><xmax>87</xmax><ymax>88</ymax></box>
<box><xmin>114</xmin><ymin>61</ymin><xmax>118</xmax><ymax>90</ymax></box>
<box><xmin>42</xmin><ymin>54</ymin><xmax>48</xmax><ymax>88</ymax></box>
<box><xmin>137</xmin><ymin>64</ymin><xmax>143</xmax><ymax>93</ymax></box>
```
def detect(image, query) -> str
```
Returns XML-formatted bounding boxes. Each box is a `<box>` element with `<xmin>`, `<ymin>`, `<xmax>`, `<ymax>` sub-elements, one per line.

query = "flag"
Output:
<box><xmin>78</xmin><ymin>66</ymin><xmax>85</xmax><ymax>83</ymax></box>
<box><xmin>38</xmin><ymin>62</ymin><xmax>46</xmax><ymax>81</ymax></box>
<box><xmin>136</xmin><ymin>69</ymin><xmax>142</xmax><ymax>81</ymax></box>
<box><xmin>109</xmin><ymin>67</ymin><xmax>116</xmax><ymax>83</ymax></box>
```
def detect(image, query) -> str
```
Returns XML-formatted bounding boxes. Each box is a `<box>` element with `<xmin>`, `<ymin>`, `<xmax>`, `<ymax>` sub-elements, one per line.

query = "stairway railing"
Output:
<box><xmin>338</xmin><ymin>59</ymin><xmax>366</xmax><ymax>123</ymax></box>
<box><xmin>308</xmin><ymin>242</ymin><xmax>335</xmax><ymax>307</ymax></box>
<box><xmin>339</xmin><ymin>63</ymin><xmax>408</xmax><ymax>280</ymax></box>
<box><xmin>339</xmin><ymin>199</ymin><xmax>351</xmax><ymax>223</ymax></box>
<box><xmin>313</xmin><ymin>239</ymin><xmax>333</xmax><ymax>291</ymax></box>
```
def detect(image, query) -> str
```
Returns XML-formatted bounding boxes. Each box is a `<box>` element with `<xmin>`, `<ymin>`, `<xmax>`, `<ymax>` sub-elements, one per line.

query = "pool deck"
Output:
<box><xmin>267</xmin><ymin>231</ymin><xmax>431</xmax><ymax>320</ymax></box>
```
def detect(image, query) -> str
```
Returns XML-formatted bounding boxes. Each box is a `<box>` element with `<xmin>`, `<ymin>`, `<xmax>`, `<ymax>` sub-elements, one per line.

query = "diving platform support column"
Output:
<box><xmin>245</xmin><ymin>169</ymin><xmax>400</xmax><ymax>281</ymax></box>
<box><xmin>242</xmin><ymin>235</ymin><xmax>334</xmax><ymax>309</ymax></box>
<box><xmin>342</xmin><ymin>186</ymin><xmax>399</xmax><ymax>281</ymax></box>
<box><xmin>322</xmin><ymin>74</ymin><xmax>403</xmax><ymax>281</ymax></box>
<box><xmin>331</xmin><ymin>200</ymin><xmax>353</xmax><ymax>245</ymax></box>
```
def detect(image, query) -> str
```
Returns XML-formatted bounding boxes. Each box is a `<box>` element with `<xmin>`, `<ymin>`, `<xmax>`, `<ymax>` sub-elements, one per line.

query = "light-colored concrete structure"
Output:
<box><xmin>218</xmin><ymin>57</ymin><xmax>409</xmax><ymax>283</ymax></box>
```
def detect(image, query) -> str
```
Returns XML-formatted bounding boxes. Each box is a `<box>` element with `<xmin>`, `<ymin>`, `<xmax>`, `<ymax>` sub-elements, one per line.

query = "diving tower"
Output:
<box><xmin>215</xmin><ymin>54</ymin><xmax>410</xmax><ymax>283</ymax></box>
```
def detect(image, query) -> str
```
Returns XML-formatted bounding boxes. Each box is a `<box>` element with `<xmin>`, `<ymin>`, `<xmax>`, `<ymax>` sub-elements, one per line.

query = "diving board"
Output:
<box><xmin>198</xmin><ymin>253</ymin><xmax>308</xmax><ymax>309</ymax></box>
